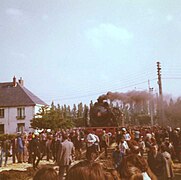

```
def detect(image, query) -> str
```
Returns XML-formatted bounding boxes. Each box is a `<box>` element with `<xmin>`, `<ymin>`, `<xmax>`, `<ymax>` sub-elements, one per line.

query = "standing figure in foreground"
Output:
<box><xmin>31</xmin><ymin>133</ymin><xmax>41</xmax><ymax>169</ymax></box>
<box><xmin>56</xmin><ymin>134</ymin><xmax>75</xmax><ymax>180</ymax></box>
<box><xmin>147</xmin><ymin>144</ymin><xmax>166</xmax><ymax>180</ymax></box>
<box><xmin>17</xmin><ymin>133</ymin><xmax>24</xmax><ymax>163</ymax></box>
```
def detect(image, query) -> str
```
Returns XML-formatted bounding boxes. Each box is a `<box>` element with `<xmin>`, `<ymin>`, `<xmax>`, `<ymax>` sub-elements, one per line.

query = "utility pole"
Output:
<box><xmin>157</xmin><ymin>62</ymin><xmax>163</xmax><ymax>96</ymax></box>
<box><xmin>157</xmin><ymin>62</ymin><xmax>164</xmax><ymax>126</ymax></box>
<box><xmin>148</xmin><ymin>80</ymin><xmax>154</xmax><ymax>126</ymax></box>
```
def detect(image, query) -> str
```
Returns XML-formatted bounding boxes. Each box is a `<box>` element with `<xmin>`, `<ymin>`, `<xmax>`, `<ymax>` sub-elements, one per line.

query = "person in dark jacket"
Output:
<box><xmin>31</xmin><ymin>133</ymin><xmax>41</xmax><ymax>169</ymax></box>
<box><xmin>11</xmin><ymin>136</ymin><xmax>17</xmax><ymax>163</ymax></box>
<box><xmin>0</xmin><ymin>136</ymin><xmax>11</xmax><ymax>167</ymax></box>
<box><xmin>148</xmin><ymin>144</ymin><xmax>166</xmax><ymax>180</ymax></box>
<box><xmin>112</xmin><ymin>146</ymin><xmax>122</xmax><ymax>171</ymax></box>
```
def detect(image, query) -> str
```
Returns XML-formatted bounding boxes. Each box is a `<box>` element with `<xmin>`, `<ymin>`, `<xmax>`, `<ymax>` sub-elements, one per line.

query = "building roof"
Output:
<box><xmin>0</xmin><ymin>81</ymin><xmax>47</xmax><ymax>107</ymax></box>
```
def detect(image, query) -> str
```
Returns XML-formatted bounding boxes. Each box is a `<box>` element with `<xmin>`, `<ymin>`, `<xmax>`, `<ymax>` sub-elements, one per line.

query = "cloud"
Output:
<box><xmin>5</xmin><ymin>8</ymin><xmax>23</xmax><ymax>16</ymax></box>
<box><xmin>85</xmin><ymin>23</ymin><xmax>133</xmax><ymax>47</ymax></box>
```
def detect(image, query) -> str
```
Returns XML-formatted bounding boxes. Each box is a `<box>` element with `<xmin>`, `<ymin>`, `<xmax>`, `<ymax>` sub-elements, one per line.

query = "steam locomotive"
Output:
<box><xmin>89</xmin><ymin>97</ymin><xmax>122</xmax><ymax>127</ymax></box>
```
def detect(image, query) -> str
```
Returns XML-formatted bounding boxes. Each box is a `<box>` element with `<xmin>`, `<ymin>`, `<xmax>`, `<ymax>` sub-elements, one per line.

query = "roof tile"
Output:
<box><xmin>0</xmin><ymin>82</ymin><xmax>47</xmax><ymax>107</ymax></box>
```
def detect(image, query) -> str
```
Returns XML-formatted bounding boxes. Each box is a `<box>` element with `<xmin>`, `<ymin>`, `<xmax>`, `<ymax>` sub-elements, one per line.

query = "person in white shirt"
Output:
<box><xmin>119</xmin><ymin>137</ymin><xmax>130</xmax><ymax>156</ymax></box>
<box><xmin>92</xmin><ymin>131</ymin><xmax>100</xmax><ymax>153</ymax></box>
<box><xmin>122</xmin><ymin>128</ymin><xmax>131</xmax><ymax>141</ymax></box>
<box><xmin>85</xmin><ymin>130</ymin><xmax>97</xmax><ymax>161</ymax></box>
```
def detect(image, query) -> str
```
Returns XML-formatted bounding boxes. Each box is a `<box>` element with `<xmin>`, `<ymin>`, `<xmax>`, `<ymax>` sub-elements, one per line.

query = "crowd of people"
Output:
<box><xmin>0</xmin><ymin>128</ymin><xmax>84</xmax><ymax>169</ymax></box>
<box><xmin>0</xmin><ymin>125</ymin><xmax>181</xmax><ymax>179</ymax></box>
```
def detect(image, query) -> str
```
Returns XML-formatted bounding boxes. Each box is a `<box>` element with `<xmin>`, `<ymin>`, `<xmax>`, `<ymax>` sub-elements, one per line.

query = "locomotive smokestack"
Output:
<box><xmin>97</xmin><ymin>94</ymin><xmax>107</xmax><ymax>103</ymax></box>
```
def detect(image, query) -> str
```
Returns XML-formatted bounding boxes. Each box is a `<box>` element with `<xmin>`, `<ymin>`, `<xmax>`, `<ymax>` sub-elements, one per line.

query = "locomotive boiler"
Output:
<box><xmin>89</xmin><ymin>96</ymin><xmax>121</xmax><ymax>127</ymax></box>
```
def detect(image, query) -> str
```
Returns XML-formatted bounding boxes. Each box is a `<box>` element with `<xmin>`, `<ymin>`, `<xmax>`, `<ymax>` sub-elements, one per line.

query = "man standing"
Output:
<box><xmin>0</xmin><ymin>136</ymin><xmax>11</xmax><ymax>167</ymax></box>
<box><xmin>56</xmin><ymin>134</ymin><xmax>75</xmax><ymax>180</ymax></box>
<box><xmin>148</xmin><ymin>144</ymin><xmax>166</xmax><ymax>180</ymax></box>
<box><xmin>17</xmin><ymin>133</ymin><xmax>24</xmax><ymax>163</ymax></box>
<box><xmin>85</xmin><ymin>130</ymin><xmax>97</xmax><ymax>161</ymax></box>
<box><xmin>101</xmin><ymin>130</ymin><xmax>109</xmax><ymax>158</ymax></box>
<box><xmin>31</xmin><ymin>132</ymin><xmax>41</xmax><ymax>169</ymax></box>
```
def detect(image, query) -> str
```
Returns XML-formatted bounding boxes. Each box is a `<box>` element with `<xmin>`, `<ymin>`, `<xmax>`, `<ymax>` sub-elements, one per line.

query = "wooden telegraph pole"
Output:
<box><xmin>157</xmin><ymin>62</ymin><xmax>164</xmax><ymax>126</ymax></box>
<box><xmin>148</xmin><ymin>80</ymin><xmax>154</xmax><ymax>126</ymax></box>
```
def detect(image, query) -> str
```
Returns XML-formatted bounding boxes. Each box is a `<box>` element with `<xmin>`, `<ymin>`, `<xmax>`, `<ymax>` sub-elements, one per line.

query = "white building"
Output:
<box><xmin>0</xmin><ymin>76</ymin><xmax>47</xmax><ymax>134</ymax></box>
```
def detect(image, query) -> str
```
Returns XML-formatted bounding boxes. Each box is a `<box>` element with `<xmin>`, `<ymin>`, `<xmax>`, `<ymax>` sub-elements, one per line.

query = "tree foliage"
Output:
<box><xmin>164</xmin><ymin>97</ymin><xmax>181</xmax><ymax>127</ymax></box>
<box><xmin>31</xmin><ymin>102</ymin><xmax>89</xmax><ymax>130</ymax></box>
<box><xmin>30</xmin><ymin>95</ymin><xmax>181</xmax><ymax>130</ymax></box>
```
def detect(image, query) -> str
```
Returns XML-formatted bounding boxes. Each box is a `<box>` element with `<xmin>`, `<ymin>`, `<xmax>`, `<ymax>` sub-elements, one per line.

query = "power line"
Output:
<box><xmin>162</xmin><ymin>77</ymin><xmax>181</xmax><ymax>80</ymax></box>
<box><xmin>41</xmin><ymin>72</ymin><xmax>156</xmax><ymax>98</ymax></box>
<box><xmin>44</xmin><ymin>78</ymin><xmax>157</xmax><ymax>102</ymax></box>
<box><xmin>43</xmin><ymin>77</ymin><xmax>156</xmax><ymax>100</ymax></box>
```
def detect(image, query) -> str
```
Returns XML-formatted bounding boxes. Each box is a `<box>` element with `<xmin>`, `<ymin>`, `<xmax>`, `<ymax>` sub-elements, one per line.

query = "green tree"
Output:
<box><xmin>31</xmin><ymin>103</ymin><xmax>74</xmax><ymax>130</ymax></box>
<box><xmin>77</xmin><ymin>103</ymin><xmax>83</xmax><ymax>118</ymax></box>
<box><xmin>72</xmin><ymin>104</ymin><xmax>77</xmax><ymax>119</ymax></box>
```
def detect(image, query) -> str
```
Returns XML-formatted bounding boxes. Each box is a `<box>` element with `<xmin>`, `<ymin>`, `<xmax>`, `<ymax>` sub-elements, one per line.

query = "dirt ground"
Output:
<box><xmin>0</xmin><ymin>168</ymin><xmax>34</xmax><ymax>180</ymax></box>
<box><xmin>0</xmin><ymin>160</ymin><xmax>57</xmax><ymax>180</ymax></box>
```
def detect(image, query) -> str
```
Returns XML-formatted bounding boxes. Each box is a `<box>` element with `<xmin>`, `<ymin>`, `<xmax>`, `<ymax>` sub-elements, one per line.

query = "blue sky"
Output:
<box><xmin>1</xmin><ymin>0</ymin><xmax>181</xmax><ymax>106</ymax></box>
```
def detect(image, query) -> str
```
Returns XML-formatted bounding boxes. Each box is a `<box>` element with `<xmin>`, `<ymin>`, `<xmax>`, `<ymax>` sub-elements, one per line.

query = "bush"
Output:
<box><xmin>0</xmin><ymin>134</ymin><xmax>16</xmax><ymax>141</ymax></box>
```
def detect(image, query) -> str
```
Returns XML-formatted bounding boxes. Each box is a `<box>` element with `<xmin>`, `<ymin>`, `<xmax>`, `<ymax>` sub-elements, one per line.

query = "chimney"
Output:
<box><xmin>18</xmin><ymin>77</ymin><xmax>24</xmax><ymax>86</ymax></box>
<box><xmin>13</xmin><ymin>76</ymin><xmax>17</xmax><ymax>87</ymax></box>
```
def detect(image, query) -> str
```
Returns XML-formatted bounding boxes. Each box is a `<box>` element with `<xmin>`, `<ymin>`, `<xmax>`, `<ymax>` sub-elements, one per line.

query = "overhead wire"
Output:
<box><xmin>43</xmin><ymin>68</ymin><xmax>157</xmax><ymax>100</ymax></box>
<box><xmin>43</xmin><ymin>69</ymin><xmax>156</xmax><ymax>96</ymax></box>
<box><xmin>40</xmin><ymin>63</ymin><xmax>159</xmax><ymax>103</ymax></box>
<box><xmin>43</xmin><ymin>75</ymin><xmax>157</xmax><ymax>100</ymax></box>
<box><xmin>43</xmin><ymin>67</ymin><xmax>156</xmax><ymax>97</ymax></box>
<box><xmin>162</xmin><ymin>77</ymin><xmax>181</xmax><ymax>80</ymax></box>
<box><xmin>44</xmin><ymin>78</ymin><xmax>157</xmax><ymax>102</ymax></box>
<box><xmin>47</xmin><ymin>63</ymin><xmax>156</xmax><ymax>92</ymax></box>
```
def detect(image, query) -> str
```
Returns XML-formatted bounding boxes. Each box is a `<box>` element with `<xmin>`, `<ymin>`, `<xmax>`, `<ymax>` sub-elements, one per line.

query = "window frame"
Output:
<box><xmin>17</xmin><ymin>107</ymin><xmax>26</xmax><ymax>120</ymax></box>
<box><xmin>0</xmin><ymin>108</ymin><xmax>4</xmax><ymax>118</ymax></box>
<box><xmin>0</xmin><ymin>124</ymin><xmax>4</xmax><ymax>134</ymax></box>
<box><xmin>17</xmin><ymin>123</ymin><xmax>25</xmax><ymax>133</ymax></box>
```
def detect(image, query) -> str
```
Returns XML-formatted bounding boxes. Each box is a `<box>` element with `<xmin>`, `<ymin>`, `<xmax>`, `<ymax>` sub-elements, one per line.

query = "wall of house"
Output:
<box><xmin>0</xmin><ymin>105</ymin><xmax>45</xmax><ymax>134</ymax></box>
<box><xmin>0</xmin><ymin>106</ymin><xmax>33</xmax><ymax>134</ymax></box>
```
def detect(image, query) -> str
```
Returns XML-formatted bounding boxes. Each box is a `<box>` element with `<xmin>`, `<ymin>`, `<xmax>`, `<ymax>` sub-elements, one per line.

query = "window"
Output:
<box><xmin>17</xmin><ymin>107</ymin><xmax>25</xmax><ymax>119</ymax></box>
<box><xmin>0</xmin><ymin>124</ymin><xmax>4</xmax><ymax>134</ymax></box>
<box><xmin>0</xmin><ymin>109</ymin><xmax>4</xmax><ymax>118</ymax></box>
<box><xmin>17</xmin><ymin>123</ymin><xmax>25</xmax><ymax>133</ymax></box>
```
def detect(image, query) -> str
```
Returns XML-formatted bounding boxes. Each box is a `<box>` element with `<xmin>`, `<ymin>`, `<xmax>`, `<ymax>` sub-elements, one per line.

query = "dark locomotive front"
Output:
<box><xmin>89</xmin><ymin>98</ymin><xmax>120</xmax><ymax>127</ymax></box>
